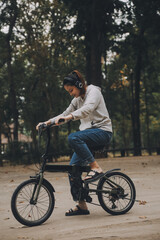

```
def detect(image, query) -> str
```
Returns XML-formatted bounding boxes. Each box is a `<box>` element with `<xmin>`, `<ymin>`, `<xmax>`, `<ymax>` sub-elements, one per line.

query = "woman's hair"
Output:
<box><xmin>63</xmin><ymin>70</ymin><xmax>86</xmax><ymax>95</ymax></box>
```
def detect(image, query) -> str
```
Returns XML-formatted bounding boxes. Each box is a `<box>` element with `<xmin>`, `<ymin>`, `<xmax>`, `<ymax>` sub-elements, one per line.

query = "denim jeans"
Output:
<box><xmin>68</xmin><ymin>128</ymin><xmax>112</xmax><ymax>166</ymax></box>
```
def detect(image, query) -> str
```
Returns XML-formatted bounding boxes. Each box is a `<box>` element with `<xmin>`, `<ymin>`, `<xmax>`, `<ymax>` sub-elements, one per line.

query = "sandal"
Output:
<box><xmin>65</xmin><ymin>205</ymin><xmax>90</xmax><ymax>216</ymax></box>
<box><xmin>84</xmin><ymin>170</ymin><xmax>104</xmax><ymax>183</ymax></box>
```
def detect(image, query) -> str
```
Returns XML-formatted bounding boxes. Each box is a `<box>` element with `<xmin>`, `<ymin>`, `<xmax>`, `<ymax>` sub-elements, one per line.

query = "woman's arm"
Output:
<box><xmin>36</xmin><ymin>99</ymin><xmax>77</xmax><ymax>129</ymax></box>
<box><xmin>72</xmin><ymin>88</ymin><xmax>101</xmax><ymax>120</ymax></box>
<box><xmin>49</xmin><ymin>99</ymin><xmax>77</xmax><ymax>125</ymax></box>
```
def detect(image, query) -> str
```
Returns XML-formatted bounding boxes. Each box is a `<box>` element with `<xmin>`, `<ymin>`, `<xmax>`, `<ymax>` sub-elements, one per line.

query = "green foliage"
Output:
<box><xmin>0</xmin><ymin>0</ymin><xmax>160</xmax><ymax>163</ymax></box>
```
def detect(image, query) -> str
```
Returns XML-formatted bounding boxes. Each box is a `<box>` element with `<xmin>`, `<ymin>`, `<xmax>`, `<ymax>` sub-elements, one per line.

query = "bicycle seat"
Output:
<box><xmin>89</xmin><ymin>145</ymin><xmax>107</xmax><ymax>152</ymax></box>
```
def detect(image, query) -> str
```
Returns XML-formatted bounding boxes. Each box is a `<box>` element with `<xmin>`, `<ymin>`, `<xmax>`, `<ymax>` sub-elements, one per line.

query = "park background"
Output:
<box><xmin>0</xmin><ymin>0</ymin><xmax>160</xmax><ymax>165</ymax></box>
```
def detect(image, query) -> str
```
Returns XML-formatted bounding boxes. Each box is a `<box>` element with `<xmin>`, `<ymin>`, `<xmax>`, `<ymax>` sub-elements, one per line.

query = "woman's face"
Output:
<box><xmin>64</xmin><ymin>85</ymin><xmax>80</xmax><ymax>98</ymax></box>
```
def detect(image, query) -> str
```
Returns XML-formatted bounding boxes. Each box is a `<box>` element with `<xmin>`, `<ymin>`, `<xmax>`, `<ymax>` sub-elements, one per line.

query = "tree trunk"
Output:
<box><xmin>144</xmin><ymin>84</ymin><xmax>151</xmax><ymax>155</ymax></box>
<box><xmin>132</xmin><ymin>29</ymin><xmax>144</xmax><ymax>156</ymax></box>
<box><xmin>85</xmin><ymin>0</ymin><xmax>105</xmax><ymax>87</ymax></box>
<box><xmin>133</xmin><ymin>54</ymin><xmax>141</xmax><ymax>155</ymax></box>
<box><xmin>85</xmin><ymin>37</ymin><xmax>102</xmax><ymax>86</ymax></box>
<box><xmin>6</xmin><ymin>0</ymin><xmax>19</xmax><ymax>142</ymax></box>
<box><xmin>0</xmin><ymin>123</ymin><xmax>2</xmax><ymax>166</ymax></box>
<box><xmin>130</xmin><ymin>70</ymin><xmax>135</xmax><ymax>147</ymax></box>
<box><xmin>7</xmin><ymin>47</ymin><xmax>19</xmax><ymax>141</ymax></box>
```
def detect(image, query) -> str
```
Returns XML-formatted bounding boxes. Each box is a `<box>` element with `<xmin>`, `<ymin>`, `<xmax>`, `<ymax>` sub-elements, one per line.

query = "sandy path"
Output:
<box><xmin>0</xmin><ymin>155</ymin><xmax>160</xmax><ymax>240</ymax></box>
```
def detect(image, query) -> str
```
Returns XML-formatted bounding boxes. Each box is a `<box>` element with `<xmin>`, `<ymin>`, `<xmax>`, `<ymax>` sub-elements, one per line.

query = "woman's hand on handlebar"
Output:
<box><xmin>55</xmin><ymin>114</ymin><xmax>73</xmax><ymax>125</ymax></box>
<box><xmin>36</xmin><ymin>114</ymin><xmax>73</xmax><ymax>129</ymax></box>
<box><xmin>36</xmin><ymin>120</ymin><xmax>51</xmax><ymax>130</ymax></box>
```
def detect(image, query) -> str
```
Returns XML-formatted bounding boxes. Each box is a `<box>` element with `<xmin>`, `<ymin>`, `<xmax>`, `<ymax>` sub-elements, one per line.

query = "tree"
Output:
<box><xmin>61</xmin><ymin>0</ymin><xmax>125</xmax><ymax>86</ymax></box>
<box><xmin>128</xmin><ymin>0</ymin><xmax>160</xmax><ymax>155</ymax></box>
<box><xmin>106</xmin><ymin>0</ymin><xmax>160</xmax><ymax>155</ymax></box>
<box><xmin>0</xmin><ymin>0</ymin><xmax>19</xmax><ymax>141</ymax></box>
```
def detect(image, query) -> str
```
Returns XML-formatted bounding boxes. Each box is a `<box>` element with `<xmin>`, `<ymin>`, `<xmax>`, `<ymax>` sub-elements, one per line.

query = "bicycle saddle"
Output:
<box><xmin>89</xmin><ymin>145</ymin><xmax>108</xmax><ymax>152</ymax></box>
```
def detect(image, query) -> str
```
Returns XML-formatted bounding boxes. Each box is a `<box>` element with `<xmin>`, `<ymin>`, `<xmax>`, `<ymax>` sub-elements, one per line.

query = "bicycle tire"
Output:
<box><xmin>11</xmin><ymin>179</ymin><xmax>55</xmax><ymax>226</ymax></box>
<box><xmin>97</xmin><ymin>172</ymin><xmax>136</xmax><ymax>215</ymax></box>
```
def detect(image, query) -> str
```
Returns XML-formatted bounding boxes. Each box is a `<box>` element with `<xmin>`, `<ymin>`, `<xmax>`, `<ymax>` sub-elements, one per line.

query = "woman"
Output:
<box><xmin>36</xmin><ymin>70</ymin><xmax>112</xmax><ymax>216</ymax></box>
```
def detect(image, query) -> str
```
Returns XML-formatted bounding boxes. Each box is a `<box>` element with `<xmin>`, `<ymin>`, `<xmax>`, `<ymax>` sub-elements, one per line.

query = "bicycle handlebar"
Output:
<box><xmin>38</xmin><ymin>118</ymin><xmax>66</xmax><ymax>159</ymax></box>
<box><xmin>38</xmin><ymin>118</ymin><xmax>65</xmax><ymax>132</ymax></box>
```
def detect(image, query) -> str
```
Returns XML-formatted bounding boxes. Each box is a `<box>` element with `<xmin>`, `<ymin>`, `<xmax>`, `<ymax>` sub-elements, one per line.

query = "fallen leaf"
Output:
<box><xmin>10</xmin><ymin>179</ymin><xmax>14</xmax><ymax>182</ymax></box>
<box><xmin>139</xmin><ymin>200</ymin><xmax>147</xmax><ymax>205</ymax></box>
<box><xmin>139</xmin><ymin>216</ymin><xmax>147</xmax><ymax>219</ymax></box>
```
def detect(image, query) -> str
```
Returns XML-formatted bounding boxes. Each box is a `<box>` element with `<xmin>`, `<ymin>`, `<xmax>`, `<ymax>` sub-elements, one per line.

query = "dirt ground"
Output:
<box><xmin>0</xmin><ymin>155</ymin><xmax>160</xmax><ymax>240</ymax></box>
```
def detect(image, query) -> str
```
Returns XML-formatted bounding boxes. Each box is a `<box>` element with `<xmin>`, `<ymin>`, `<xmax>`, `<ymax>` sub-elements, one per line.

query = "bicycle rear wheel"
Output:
<box><xmin>11</xmin><ymin>179</ymin><xmax>55</xmax><ymax>226</ymax></box>
<box><xmin>97</xmin><ymin>172</ymin><xmax>136</xmax><ymax>215</ymax></box>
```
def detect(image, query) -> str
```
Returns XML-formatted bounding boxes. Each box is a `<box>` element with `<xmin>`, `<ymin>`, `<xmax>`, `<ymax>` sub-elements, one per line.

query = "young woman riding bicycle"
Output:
<box><xmin>36</xmin><ymin>70</ymin><xmax>112</xmax><ymax>216</ymax></box>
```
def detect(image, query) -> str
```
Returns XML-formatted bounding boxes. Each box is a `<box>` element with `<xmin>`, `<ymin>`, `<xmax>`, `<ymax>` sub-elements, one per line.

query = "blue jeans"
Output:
<box><xmin>68</xmin><ymin>128</ymin><xmax>112</xmax><ymax>166</ymax></box>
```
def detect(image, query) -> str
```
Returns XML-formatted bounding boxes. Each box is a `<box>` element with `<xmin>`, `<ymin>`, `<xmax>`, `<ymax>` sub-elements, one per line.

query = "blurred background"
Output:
<box><xmin>0</xmin><ymin>0</ymin><xmax>160</xmax><ymax>165</ymax></box>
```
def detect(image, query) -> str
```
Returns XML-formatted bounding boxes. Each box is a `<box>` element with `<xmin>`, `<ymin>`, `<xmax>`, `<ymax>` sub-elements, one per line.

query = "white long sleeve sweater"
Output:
<box><xmin>50</xmin><ymin>84</ymin><xmax>112</xmax><ymax>132</ymax></box>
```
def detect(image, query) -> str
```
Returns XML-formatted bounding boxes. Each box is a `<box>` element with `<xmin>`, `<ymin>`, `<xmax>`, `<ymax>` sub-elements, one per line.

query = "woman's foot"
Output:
<box><xmin>84</xmin><ymin>161</ymin><xmax>103</xmax><ymax>182</ymax></box>
<box><xmin>65</xmin><ymin>205</ymin><xmax>90</xmax><ymax>216</ymax></box>
<box><xmin>84</xmin><ymin>168</ymin><xmax>103</xmax><ymax>182</ymax></box>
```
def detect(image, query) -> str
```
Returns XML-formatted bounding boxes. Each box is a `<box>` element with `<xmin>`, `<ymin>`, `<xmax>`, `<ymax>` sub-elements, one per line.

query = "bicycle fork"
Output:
<box><xmin>30</xmin><ymin>172</ymin><xmax>44</xmax><ymax>205</ymax></box>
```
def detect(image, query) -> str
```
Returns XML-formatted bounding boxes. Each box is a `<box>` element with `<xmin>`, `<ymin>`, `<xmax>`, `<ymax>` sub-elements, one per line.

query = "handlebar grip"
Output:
<box><xmin>58</xmin><ymin>118</ymin><xmax>65</xmax><ymax>123</ymax></box>
<box><xmin>39</xmin><ymin>123</ymin><xmax>47</xmax><ymax>130</ymax></box>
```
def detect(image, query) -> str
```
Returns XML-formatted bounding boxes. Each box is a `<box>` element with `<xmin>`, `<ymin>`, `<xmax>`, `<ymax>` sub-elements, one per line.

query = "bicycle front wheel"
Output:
<box><xmin>97</xmin><ymin>172</ymin><xmax>136</xmax><ymax>215</ymax></box>
<box><xmin>11</xmin><ymin>179</ymin><xmax>55</xmax><ymax>226</ymax></box>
